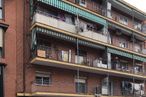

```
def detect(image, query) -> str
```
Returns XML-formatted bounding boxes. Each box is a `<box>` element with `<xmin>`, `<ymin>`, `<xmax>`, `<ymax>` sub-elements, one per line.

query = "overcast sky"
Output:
<box><xmin>123</xmin><ymin>0</ymin><xmax>146</xmax><ymax>13</ymax></box>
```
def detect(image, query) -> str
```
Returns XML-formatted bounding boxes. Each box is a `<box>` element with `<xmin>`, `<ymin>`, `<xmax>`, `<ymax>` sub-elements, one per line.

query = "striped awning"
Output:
<box><xmin>32</xmin><ymin>26</ymin><xmax>105</xmax><ymax>50</ymax></box>
<box><xmin>107</xmin><ymin>48</ymin><xmax>133</xmax><ymax>59</ymax></box>
<box><xmin>107</xmin><ymin>48</ymin><xmax>146</xmax><ymax>62</ymax></box>
<box><xmin>36</xmin><ymin>0</ymin><xmax>107</xmax><ymax>27</ymax></box>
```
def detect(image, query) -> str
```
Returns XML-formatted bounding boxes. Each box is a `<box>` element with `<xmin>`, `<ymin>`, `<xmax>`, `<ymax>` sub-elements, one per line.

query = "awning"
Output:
<box><xmin>32</xmin><ymin>26</ymin><xmax>105</xmax><ymax>50</ymax></box>
<box><xmin>133</xmin><ymin>55</ymin><xmax>146</xmax><ymax>62</ymax></box>
<box><xmin>107</xmin><ymin>48</ymin><xmax>146</xmax><ymax>62</ymax></box>
<box><xmin>37</xmin><ymin>0</ymin><xmax>107</xmax><ymax>27</ymax></box>
<box><xmin>108</xmin><ymin>22</ymin><xmax>132</xmax><ymax>35</ymax></box>
<box><xmin>107</xmin><ymin>48</ymin><xmax>133</xmax><ymax>59</ymax></box>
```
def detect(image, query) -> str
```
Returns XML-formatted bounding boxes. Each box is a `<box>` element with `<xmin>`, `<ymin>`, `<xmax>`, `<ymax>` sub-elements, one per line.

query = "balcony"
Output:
<box><xmin>31</xmin><ymin>45</ymin><xmax>146</xmax><ymax>79</ymax></box>
<box><xmin>32</xmin><ymin>12</ymin><xmax>76</xmax><ymax>33</ymax></box>
<box><xmin>95</xmin><ymin>81</ymin><xmax>145</xmax><ymax>97</ymax></box>
<box><xmin>79</xmin><ymin>31</ymin><xmax>108</xmax><ymax>43</ymax></box>
<box><xmin>32</xmin><ymin>11</ymin><xmax>109</xmax><ymax>43</ymax></box>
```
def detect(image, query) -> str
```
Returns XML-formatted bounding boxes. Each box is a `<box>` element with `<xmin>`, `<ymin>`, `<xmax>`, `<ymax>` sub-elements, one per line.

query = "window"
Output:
<box><xmin>35</xmin><ymin>71</ymin><xmax>51</xmax><ymax>85</ymax></box>
<box><xmin>79</xmin><ymin>0</ymin><xmax>87</xmax><ymax>7</ymax></box>
<box><xmin>0</xmin><ymin>27</ymin><xmax>3</xmax><ymax>58</ymax></box>
<box><xmin>0</xmin><ymin>0</ymin><xmax>3</xmax><ymax>19</ymax></box>
<box><xmin>75</xmin><ymin>77</ymin><xmax>87</xmax><ymax>94</ymax></box>
<box><xmin>119</xmin><ymin>16</ymin><xmax>128</xmax><ymax>25</ymax></box>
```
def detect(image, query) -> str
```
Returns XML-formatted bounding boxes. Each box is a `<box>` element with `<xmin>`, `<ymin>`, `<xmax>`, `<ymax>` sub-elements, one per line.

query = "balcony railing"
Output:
<box><xmin>79</xmin><ymin>31</ymin><xmax>108</xmax><ymax>43</ymax></box>
<box><xmin>95</xmin><ymin>83</ymin><xmax>145</xmax><ymax>97</ymax></box>
<box><xmin>32</xmin><ymin>10</ymin><xmax>109</xmax><ymax>43</ymax></box>
<box><xmin>32</xmin><ymin>45</ymin><xmax>145</xmax><ymax>76</ymax></box>
<box><xmin>33</xmin><ymin>10</ymin><xmax>76</xmax><ymax>33</ymax></box>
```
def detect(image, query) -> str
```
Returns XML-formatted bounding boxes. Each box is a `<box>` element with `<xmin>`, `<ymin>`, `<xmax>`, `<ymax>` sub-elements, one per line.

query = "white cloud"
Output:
<box><xmin>123</xmin><ymin>0</ymin><xmax>146</xmax><ymax>13</ymax></box>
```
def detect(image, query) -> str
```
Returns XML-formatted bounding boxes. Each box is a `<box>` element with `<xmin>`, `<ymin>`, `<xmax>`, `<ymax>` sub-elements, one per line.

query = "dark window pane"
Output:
<box><xmin>76</xmin><ymin>83</ymin><xmax>86</xmax><ymax>93</ymax></box>
<box><xmin>0</xmin><ymin>47</ymin><xmax>2</xmax><ymax>58</ymax></box>
<box><xmin>36</xmin><ymin>76</ymin><xmax>42</xmax><ymax>84</ymax></box>
<box><xmin>43</xmin><ymin>77</ymin><xmax>50</xmax><ymax>85</ymax></box>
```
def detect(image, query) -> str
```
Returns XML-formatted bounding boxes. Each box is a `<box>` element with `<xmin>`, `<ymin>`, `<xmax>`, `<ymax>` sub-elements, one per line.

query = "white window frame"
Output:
<box><xmin>79</xmin><ymin>0</ymin><xmax>87</xmax><ymax>7</ymax></box>
<box><xmin>35</xmin><ymin>71</ymin><xmax>51</xmax><ymax>86</ymax></box>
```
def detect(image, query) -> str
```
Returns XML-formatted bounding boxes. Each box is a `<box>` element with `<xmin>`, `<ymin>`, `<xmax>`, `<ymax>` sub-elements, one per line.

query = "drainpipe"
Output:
<box><xmin>76</xmin><ymin>13</ymin><xmax>80</xmax><ymax>94</ymax></box>
<box><xmin>22</xmin><ymin>0</ymin><xmax>26</xmax><ymax>96</ymax></box>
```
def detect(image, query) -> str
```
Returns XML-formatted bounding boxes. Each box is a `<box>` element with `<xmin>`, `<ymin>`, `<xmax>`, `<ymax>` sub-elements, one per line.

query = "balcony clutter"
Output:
<box><xmin>33</xmin><ymin>9</ymin><xmax>109</xmax><ymax>43</ymax></box>
<box><xmin>34</xmin><ymin>45</ymin><xmax>144</xmax><ymax>76</ymax></box>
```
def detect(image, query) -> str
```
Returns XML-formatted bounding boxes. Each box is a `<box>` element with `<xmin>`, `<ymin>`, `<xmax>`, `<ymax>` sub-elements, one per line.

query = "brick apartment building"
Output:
<box><xmin>1</xmin><ymin>0</ymin><xmax>146</xmax><ymax>97</ymax></box>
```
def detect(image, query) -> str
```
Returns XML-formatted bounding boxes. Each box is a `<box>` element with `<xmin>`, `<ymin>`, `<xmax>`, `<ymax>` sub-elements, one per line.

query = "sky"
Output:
<box><xmin>123</xmin><ymin>0</ymin><xmax>146</xmax><ymax>13</ymax></box>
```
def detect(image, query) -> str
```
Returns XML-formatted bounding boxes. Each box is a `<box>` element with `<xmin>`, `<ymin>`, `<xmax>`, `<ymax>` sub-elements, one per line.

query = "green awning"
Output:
<box><xmin>108</xmin><ymin>22</ymin><xmax>132</xmax><ymax>35</ymax></box>
<box><xmin>33</xmin><ymin>26</ymin><xmax>105</xmax><ymax>50</ymax></box>
<box><xmin>107</xmin><ymin>48</ymin><xmax>146</xmax><ymax>62</ymax></box>
<box><xmin>107</xmin><ymin>48</ymin><xmax>133</xmax><ymax>59</ymax></box>
<box><xmin>133</xmin><ymin>55</ymin><xmax>146</xmax><ymax>62</ymax></box>
<box><xmin>37</xmin><ymin>0</ymin><xmax>107</xmax><ymax>27</ymax></box>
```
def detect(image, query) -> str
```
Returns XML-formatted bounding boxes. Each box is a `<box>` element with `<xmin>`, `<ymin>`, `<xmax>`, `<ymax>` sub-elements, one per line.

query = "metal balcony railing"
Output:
<box><xmin>32</xmin><ymin>45</ymin><xmax>145</xmax><ymax>76</ymax></box>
